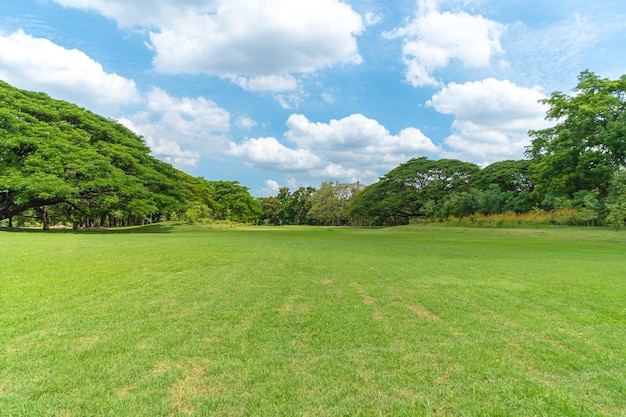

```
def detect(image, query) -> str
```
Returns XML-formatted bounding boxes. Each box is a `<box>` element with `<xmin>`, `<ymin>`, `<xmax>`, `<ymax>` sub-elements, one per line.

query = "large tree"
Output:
<box><xmin>350</xmin><ymin>157</ymin><xmax>479</xmax><ymax>224</ymax></box>
<box><xmin>0</xmin><ymin>81</ymin><xmax>185</xmax><ymax>226</ymax></box>
<box><xmin>471</xmin><ymin>160</ymin><xmax>534</xmax><ymax>193</ymax></box>
<box><xmin>527</xmin><ymin>71</ymin><xmax>626</xmax><ymax>198</ymax></box>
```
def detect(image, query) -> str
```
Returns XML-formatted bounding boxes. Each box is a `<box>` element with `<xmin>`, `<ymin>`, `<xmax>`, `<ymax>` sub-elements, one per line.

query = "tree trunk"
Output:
<box><xmin>42</xmin><ymin>206</ymin><xmax>50</xmax><ymax>230</ymax></box>
<box><xmin>8</xmin><ymin>217</ymin><xmax>12</xmax><ymax>228</ymax></box>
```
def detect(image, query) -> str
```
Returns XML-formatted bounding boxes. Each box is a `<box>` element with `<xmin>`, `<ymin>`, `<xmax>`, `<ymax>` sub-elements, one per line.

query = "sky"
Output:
<box><xmin>1</xmin><ymin>0</ymin><xmax>625</xmax><ymax>196</ymax></box>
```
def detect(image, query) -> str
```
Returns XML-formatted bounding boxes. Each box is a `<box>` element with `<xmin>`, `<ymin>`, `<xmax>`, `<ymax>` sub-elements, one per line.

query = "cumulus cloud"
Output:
<box><xmin>259</xmin><ymin>179</ymin><xmax>281</xmax><ymax>196</ymax></box>
<box><xmin>385</xmin><ymin>0</ymin><xmax>505</xmax><ymax>87</ymax></box>
<box><xmin>229</xmin><ymin>114</ymin><xmax>439</xmax><ymax>183</ymax></box>
<box><xmin>229</xmin><ymin>137</ymin><xmax>323</xmax><ymax>171</ymax></box>
<box><xmin>0</xmin><ymin>29</ymin><xmax>140</xmax><ymax>114</ymax></box>
<box><xmin>428</xmin><ymin>78</ymin><xmax>552</xmax><ymax>163</ymax></box>
<box><xmin>285</xmin><ymin>114</ymin><xmax>439</xmax><ymax>157</ymax></box>
<box><xmin>120</xmin><ymin>88</ymin><xmax>230</xmax><ymax>169</ymax></box>
<box><xmin>52</xmin><ymin>0</ymin><xmax>206</xmax><ymax>27</ymax></box>
<box><xmin>54</xmin><ymin>0</ymin><xmax>364</xmax><ymax>92</ymax></box>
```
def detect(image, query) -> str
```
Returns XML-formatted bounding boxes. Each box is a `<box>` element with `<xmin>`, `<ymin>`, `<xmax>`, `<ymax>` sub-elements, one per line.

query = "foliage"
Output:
<box><xmin>0</xmin><ymin>81</ymin><xmax>260</xmax><ymax>228</ymax></box>
<box><xmin>209</xmin><ymin>180</ymin><xmax>261</xmax><ymax>223</ymax></box>
<box><xmin>430</xmin><ymin>208</ymin><xmax>593</xmax><ymax>227</ymax></box>
<box><xmin>0</xmin><ymin>80</ymin><xmax>185</xmax><ymax>227</ymax></box>
<box><xmin>350</xmin><ymin>157</ymin><xmax>479</xmax><ymax>224</ymax></box>
<box><xmin>527</xmin><ymin>70</ymin><xmax>626</xmax><ymax>198</ymax></box>
<box><xmin>258</xmin><ymin>183</ymin><xmax>362</xmax><ymax>226</ymax></box>
<box><xmin>258</xmin><ymin>186</ymin><xmax>316</xmax><ymax>225</ymax></box>
<box><xmin>470</xmin><ymin>159</ymin><xmax>534</xmax><ymax>192</ymax></box>
<box><xmin>307</xmin><ymin>182</ymin><xmax>361</xmax><ymax>225</ymax></box>
<box><xmin>604</xmin><ymin>170</ymin><xmax>626</xmax><ymax>230</ymax></box>
<box><xmin>350</xmin><ymin>71</ymin><xmax>626</xmax><ymax>228</ymax></box>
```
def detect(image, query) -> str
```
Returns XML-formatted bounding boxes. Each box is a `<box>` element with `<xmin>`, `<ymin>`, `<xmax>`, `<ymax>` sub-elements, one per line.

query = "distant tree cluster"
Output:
<box><xmin>348</xmin><ymin>71</ymin><xmax>626</xmax><ymax>228</ymax></box>
<box><xmin>0</xmin><ymin>81</ymin><xmax>260</xmax><ymax>229</ymax></box>
<box><xmin>257</xmin><ymin>182</ymin><xmax>362</xmax><ymax>226</ymax></box>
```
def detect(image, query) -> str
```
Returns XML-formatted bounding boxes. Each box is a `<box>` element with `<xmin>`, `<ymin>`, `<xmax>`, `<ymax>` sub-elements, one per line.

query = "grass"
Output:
<box><xmin>1</xmin><ymin>224</ymin><xmax>625</xmax><ymax>416</ymax></box>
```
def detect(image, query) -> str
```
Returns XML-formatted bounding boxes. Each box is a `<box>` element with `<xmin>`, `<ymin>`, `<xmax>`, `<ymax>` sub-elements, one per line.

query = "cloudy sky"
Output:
<box><xmin>1</xmin><ymin>0</ymin><xmax>625</xmax><ymax>196</ymax></box>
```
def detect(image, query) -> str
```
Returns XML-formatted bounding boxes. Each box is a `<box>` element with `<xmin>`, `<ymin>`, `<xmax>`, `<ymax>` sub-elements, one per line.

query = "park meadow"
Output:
<box><xmin>1</xmin><ymin>224</ymin><xmax>624</xmax><ymax>416</ymax></box>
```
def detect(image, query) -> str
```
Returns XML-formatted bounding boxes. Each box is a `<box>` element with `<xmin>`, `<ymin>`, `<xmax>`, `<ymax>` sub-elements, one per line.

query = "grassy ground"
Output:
<box><xmin>1</xmin><ymin>225</ymin><xmax>625</xmax><ymax>416</ymax></box>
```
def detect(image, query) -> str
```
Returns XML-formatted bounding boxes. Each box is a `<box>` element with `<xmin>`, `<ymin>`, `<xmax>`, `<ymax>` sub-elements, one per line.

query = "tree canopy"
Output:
<box><xmin>0</xmin><ymin>80</ymin><xmax>259</xmax><ymax>228</ymax></box>
<box><xmin>526</xmin><ymin>70</ymin><xmax>626</xmax><ymax>198</ymax></box>
<box><xmin>349</xmin><ymin>157</ymin><xmax>479</xmax><ymax>224</ymax></box>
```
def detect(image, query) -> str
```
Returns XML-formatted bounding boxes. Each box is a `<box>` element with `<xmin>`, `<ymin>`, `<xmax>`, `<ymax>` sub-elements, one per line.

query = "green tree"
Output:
<box><xmin>307</xmin><ymin>182</ymin><xmax>360</xmax><ymax>225</ymax></box>
<box><xmin>258</xmin><ymin>195</ymin><xmax>282</xmax><ymax>225</ymax></box>
<box><xmin>350</xmin><ymin>158</ymin><xmax>479</xmax><ymax>224</ymax></box>
<box><xmin>0</xmin><ymin>81</ymin><xmax>186</xmax><ymax>227</ymax></box>
<box><xmin>605</xmin><ymin>170</ymin><xmax>626</xmax><ymax>230</ymax></box>
<box><xmin>209</xmin><ymin>180</ymin><xmax>261</xmax><ymax>223</ymax></box>
<box><xmin>527</xmin><ymin>71</ymin><xmax>626</xmax><ymax>199</ymax></box>
<box><xmin>285</xmin><ymin>186</ymin><xmax>316</xmax><ymax>225</ymax></box>
<box><xmin>471</xmin><ymin>160</ymin><xmax>534</xmax><ymax>192</ymax></box>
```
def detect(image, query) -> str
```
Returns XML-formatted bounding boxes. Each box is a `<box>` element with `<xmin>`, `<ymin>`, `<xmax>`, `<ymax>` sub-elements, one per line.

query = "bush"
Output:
<box><xmin>434</xmin><ymin>208</ymin><xmax>592</xmax><ymax>227</ymax></box>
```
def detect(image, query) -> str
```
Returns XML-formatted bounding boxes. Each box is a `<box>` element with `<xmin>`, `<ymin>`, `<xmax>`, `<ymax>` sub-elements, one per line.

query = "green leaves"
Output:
<box><xmin>528</xmin><ymin>71</ymin><xmax>626</xmax><ymax>198</ymax></box>
<box><xmin>349</xmin><ymin>158</ymin><xmax>480</xmax><ymax>224</ymax></box>
<box><xmin>0</xmin><ymin>80</ymin><xmax>185</xmax><ymax>224</ymax></box>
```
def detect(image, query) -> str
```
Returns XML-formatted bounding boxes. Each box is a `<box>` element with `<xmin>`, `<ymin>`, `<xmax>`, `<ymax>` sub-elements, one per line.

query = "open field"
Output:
<box><xmin>1</xmin><ymin>225</ymin><xmax>625</xmax><ymax>416</ymax></box>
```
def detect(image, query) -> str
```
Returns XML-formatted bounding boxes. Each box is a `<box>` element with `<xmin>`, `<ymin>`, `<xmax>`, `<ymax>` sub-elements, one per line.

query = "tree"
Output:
<box><xmin>209</xmin><ymin>180</ymin><xmax>261</xmax><ymax>223</ymax></box>
<box><xmin>471</xmin><ymin>160</ymin><xmax>534</xmax><ymax>193</ymax></box>
<box><xmin>258</xmin><ymin>195</ymin><xmax>282</xmax><ymax>225</ymax></box>
<box><xmin>307</xmin><ymin>182</ymin><xmax>360</xmax><ymax>225</ymax></box>
<box><xmin>350</xmin><ymin>158</ymin><xmax>479</xmax><ymax>224</ymax></box>
<box><xmin>285</xmin><ymin>186</ymin><xmax>316</xmax><ymax>225</ymax></box>
<box><xmin>527</xmin><ymin>71</ymin><xmax>626</xmax><ymax>199</ymax></box>
<box><xmin>605</xmin><ymin>170</ymin><xmax>626</xmax><ymax>230</ymax></box>
<box><xmin>0</xmin><ymin>81</ymin><xmax>186</xmax><ymax>227</ymax></box>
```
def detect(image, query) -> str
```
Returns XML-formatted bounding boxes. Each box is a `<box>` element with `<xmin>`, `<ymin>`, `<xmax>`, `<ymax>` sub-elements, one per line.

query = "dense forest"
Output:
<box><xmin>2</xmin><ymin>70</ymin><xmax>626</xmax><ymax>229</ymax></box>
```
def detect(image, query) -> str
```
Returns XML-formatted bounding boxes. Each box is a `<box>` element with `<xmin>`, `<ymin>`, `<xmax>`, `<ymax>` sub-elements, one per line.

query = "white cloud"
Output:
<box><xmin>54</xmin><ymin>0</ymin><xmax>364</xmax><ymax>92</ymax></box>
<box><xmin>0</xmin><ymin>29</ymin><xmax>140</xmax><ymax>114</ymax></box>
<box><xmin>52</xmin><ymin>0</ymin><xmax>213</xmax><ymax>27</ymax></box>
<box><xmin>385</xmin><ymin>0</ymin><xmax>505</xmax><ymax>87</ymax></box>
<box><xmin>259</xmin><ymin>179</ymin><xmax>281</xmax><ymax>196</ymax></box>
<box><xmin>364</xmin><ymin>12</ymin><xmax>383</xmax><ymax>27</ymax></box>
<box><xmin>285</xmin><ymin>114</ymin><xmax>439</xmax><ymax>158</ymax></box>
<box><xmin>229</xmin><ymin>137</ymin><xmax>323</xmax><ymax>171</ymax></box>
<box><xmin>231</xmin><ymin>75</ymin><xmax>298</xmax><ymax>93</ymax></box>
<box><xmin>230</xmin><ymin>113</ymin><xmax>440</xmax><ymax>183</ymax></box>
<box><xmin>428</xmin><ymin>78</ymin><xmax>552</xmax><ymax>162</ymax></box>
<box><xmin>235</xmin><ymin>116</ymin><xmax>257</xmax><ymax>130</ymax></box>
<box><xmin>120</xmin><ymin>88</ymin><xmax>230</xmax><ymax>169</ymax></box>
<box><xmin>321</xmin><ymin>93</ymin><xmax>335</xmax><ymax>104</ymax></box>
<box><xmin>275</xmin><ymin>94</ymin><xmax>304</xmax><ymax>110</ymax></box>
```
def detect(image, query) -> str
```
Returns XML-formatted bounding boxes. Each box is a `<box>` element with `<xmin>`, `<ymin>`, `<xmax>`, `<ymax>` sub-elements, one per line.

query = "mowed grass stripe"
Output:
<box><xmin>1</xmin><ymin>225</ymin><xmax>624</xmax><ymax>416</ymax></box>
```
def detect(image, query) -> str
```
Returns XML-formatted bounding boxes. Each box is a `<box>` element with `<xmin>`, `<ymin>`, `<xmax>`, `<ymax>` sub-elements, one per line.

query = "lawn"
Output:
<box><xmin>1</xmin><ymin>225</ymin><xmax>625</xmax><ymax>416</ymax></box>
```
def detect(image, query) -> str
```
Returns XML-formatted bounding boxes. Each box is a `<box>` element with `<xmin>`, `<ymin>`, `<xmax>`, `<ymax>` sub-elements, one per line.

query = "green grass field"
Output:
<box><xmin>1</xmin><ymin>225</ymin><xmax>625</xmax><ymax>416</ymax></box>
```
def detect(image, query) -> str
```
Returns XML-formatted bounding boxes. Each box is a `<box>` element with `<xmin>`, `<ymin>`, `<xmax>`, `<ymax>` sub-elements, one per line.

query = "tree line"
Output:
<box><xmin>2</xmin><ymin>70</ymin><xmax>625</xmax><ymax>229</ymax></box>
<box><xmin>260</xmin><ymin>71</ymin><xmax>626</xmax><ymax>229</ymax></box>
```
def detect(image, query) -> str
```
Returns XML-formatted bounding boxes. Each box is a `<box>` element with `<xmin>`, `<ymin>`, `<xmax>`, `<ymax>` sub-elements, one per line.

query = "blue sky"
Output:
<box><xmin>1</xmin><ymin>0</ymin><xmax>625</xmax><ymax>196</ymax></box>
